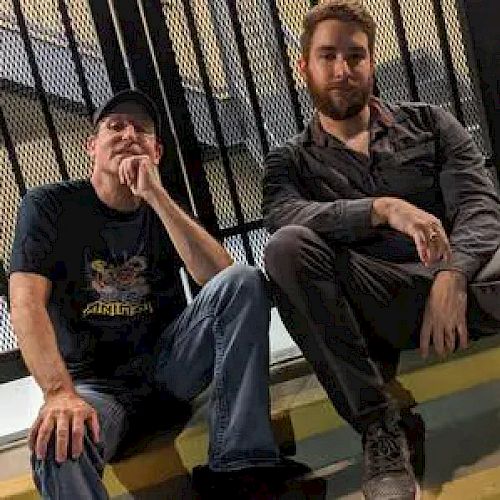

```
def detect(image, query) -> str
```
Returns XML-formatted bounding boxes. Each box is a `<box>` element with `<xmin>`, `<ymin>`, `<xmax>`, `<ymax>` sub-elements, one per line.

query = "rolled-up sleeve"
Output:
<box><xmin>262</xmin><ymin>146</ymin><xmax>376</xmax><ymax>243</ymax></box>
<box><xmin>432</xmin><ymin>105</ymin><xmax>500</xmax><ymax>280</ymax></box>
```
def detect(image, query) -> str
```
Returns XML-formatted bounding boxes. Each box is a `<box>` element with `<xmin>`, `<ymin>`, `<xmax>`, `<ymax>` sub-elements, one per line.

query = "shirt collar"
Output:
<box><xmin>309</xmin><ymin>96</ymin><xmax>396</xmax><ymax>147</ymax></box>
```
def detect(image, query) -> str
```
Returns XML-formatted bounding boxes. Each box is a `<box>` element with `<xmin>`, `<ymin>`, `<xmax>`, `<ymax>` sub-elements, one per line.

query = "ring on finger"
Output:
<box><xmin>429</xmin><ymin>230</ymin><xmax>439</xmax><ymax>242</ymax></box>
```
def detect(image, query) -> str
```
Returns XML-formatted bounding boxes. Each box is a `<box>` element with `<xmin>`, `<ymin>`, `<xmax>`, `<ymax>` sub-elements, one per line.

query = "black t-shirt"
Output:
<box><xmin>9</xmin><ymin>179</ymin><xmax>186</xmax><ymax>381</ymax></box>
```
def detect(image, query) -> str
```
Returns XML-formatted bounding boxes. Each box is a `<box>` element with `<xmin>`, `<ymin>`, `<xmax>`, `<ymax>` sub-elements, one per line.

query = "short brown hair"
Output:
<box><xmin>300</xmin><ymin>0</ymin><xmax>376</xmax><ymax>60</ymax></box>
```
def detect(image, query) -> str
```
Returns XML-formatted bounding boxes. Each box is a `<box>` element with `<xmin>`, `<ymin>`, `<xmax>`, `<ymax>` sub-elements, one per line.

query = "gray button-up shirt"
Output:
<box><xmin>262</xmin><ymin>99</ymin><xmax>500</xmax><ymax>280</ymax></box>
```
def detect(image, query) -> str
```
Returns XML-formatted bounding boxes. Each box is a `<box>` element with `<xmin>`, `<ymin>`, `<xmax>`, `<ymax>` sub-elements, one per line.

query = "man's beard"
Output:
<box><xmin>306</xmin><ymin>72</ymin><xmax>373</xmax><ymax>120</ymax></box>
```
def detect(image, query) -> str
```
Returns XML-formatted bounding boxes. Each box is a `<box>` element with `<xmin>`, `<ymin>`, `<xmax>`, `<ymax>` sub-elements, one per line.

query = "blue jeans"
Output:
<box><xmin>33</xmin><ymin>264</ymin><xmax>279</xmax><ymax>499</ymax></box>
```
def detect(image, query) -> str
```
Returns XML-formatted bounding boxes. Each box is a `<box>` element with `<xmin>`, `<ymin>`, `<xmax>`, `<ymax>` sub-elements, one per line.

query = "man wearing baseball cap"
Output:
<box><xmin>9</xmin><ymin>89</ymin><xmax>306</xmax><ymax>499</ymax></box>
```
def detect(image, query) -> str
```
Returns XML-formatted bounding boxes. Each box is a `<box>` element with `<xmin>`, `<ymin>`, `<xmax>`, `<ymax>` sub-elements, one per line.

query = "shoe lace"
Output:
<box><xmin>364</xmin><ymin>422</ymin><xmax>407</xmax><ymax>479</ymax></box>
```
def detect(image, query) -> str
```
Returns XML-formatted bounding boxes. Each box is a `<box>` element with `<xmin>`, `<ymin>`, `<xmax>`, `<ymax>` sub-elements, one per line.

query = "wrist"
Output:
<box><xmin>371</xmin><ymin>197</ymin><xmax>392</xmax><ymax>226</ymax></box>
<box><xmin>434</xmin><ymin>269</ymin><xmax>467</xmax><ymax>289</ymax></box>
<box><xmin>43</xmin><ymin>377</ymin><xmax>76</xmax><ymax>400</ymax></box>
<box><xmin>144</xmin><ymin>183</ymin><xmax>167</xmax><ymax>208</ymax></box>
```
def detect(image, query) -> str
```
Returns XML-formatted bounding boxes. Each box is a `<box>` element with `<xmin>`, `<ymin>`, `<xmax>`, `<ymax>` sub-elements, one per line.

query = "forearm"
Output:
<box><xmin>434</xmin><ymin>105</ymin><xmax>500</xmax><ymax>279</ymax></box>
<box><xmin>263</xmin><ymin>149</ymin><xmax>377</xmax><ymax>242</ymax></box>
<box><xmin>438</xmin><ymin>203</ymin><xmax>500</xmax><ymax>280</ymax></box>
<box><xmin>147</xmin><ymin>185</ymin><xmax>233</xmax><ymax>284</ymax></box>
<box><xmin>11</xmin><ymin>305</ymin><xmax>75</xmax><ymax>398</ymax></box>
<box><xmin>264</xmin><ymin>196</ymin><xmax>377</xmax><ymax>242</ymax></box>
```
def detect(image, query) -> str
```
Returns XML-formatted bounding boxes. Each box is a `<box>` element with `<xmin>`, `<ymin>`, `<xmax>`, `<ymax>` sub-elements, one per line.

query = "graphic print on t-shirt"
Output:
<box><xmin>82</xmin><ymin>255</ymin><xmax>154</xmax><ymax>318</ymax></box>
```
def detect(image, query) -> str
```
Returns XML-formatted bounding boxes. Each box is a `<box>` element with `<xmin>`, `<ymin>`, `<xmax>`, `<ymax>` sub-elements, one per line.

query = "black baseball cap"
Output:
<box><xmin>92</xmin><ymin>89</ymin><xmax>161</xmax><ymax>135</ymax></box>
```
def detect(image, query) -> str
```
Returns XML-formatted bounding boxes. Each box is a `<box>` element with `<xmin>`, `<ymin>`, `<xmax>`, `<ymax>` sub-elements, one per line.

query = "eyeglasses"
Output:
<box><xmin>104</xmin><ymin>117</ymin><xmax>156</xmax><ymax>136</ymax></box>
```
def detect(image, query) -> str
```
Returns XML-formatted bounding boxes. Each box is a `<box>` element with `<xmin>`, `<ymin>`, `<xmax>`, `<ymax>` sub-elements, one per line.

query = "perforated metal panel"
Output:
<box><xmin>0</xmin><ymin>0</ymin><xmax>113</xmax><ymax>355</ymax></box>
<box><xmin>0</xmin><ymin>0</ymin><xmax>495</xmax><ymax>364</ymax></box>
<box><xmin>440</xmin><ymin>0</ymin><xmax>491</xmax><ymax>155</ymax></box>
<box><xmin>275</xmin><ymin>0</ymin><xmax>313</xmax><ymax>123</ymax></box>
<box><xmin>364</xmin><ymin>0</ymin><xmax>413</xmax><ymax>103</ymax></box>
<box><xmin>0</xmin><ymin>298</ymin><xmax>15</xmax><ymax>353</ymax></box>
<box><xmin>159</xmin><ymin>0</ymin><xmax>492</xmax><ymax>274</ymax></box>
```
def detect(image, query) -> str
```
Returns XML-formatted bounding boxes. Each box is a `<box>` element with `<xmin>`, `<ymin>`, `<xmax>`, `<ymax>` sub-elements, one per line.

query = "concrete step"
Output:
<box><xmin>3</xmin><ymin>340</ymin><xmax>500</xmax><ymax>498</ymax></box>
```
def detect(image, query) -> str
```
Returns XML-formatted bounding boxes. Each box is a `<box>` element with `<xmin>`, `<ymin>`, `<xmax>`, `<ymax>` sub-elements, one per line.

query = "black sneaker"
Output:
<box><xmin>400</xmin><ymin>410</ymin><xmax>425</xmax><ymax>482</ymax></box>
<box><xmin>362</xmin><ymin>413</ymin><xmax>419</xmax><ymax>500</ymax></box>
<box><xmin>191</xmin><ymin>465</ymin><xmax>274</xmax><ymax>499</ymax></box>
<box><xmin>191</xmin><ymin>458</ymin><xmax>311</xmax><ymax>499</ymax></box>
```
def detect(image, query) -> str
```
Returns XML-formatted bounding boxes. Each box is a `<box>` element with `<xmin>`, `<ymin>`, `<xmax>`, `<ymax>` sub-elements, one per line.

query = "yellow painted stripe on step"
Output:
<box><xmin>281</xmin><ymin>345</ymin><xmax>500</xmax><ymax>441</ymax></box>
<box><xmin>104</xmin><ymin>443</ymin><xmax>187</xmax><ymax>496</ymax></box>
<box><xmin>401</xmin><ymin>346</ymin><xmax>500</xmax><ymax>403</ymax></box>
<box><xmin>422</xmin><ymin>464</ymin><xmax>500</xmax><ymax>499</ymax></box>
<box><xmin>4</xmin><ymin>346</ymin><xmax>500</xmax><ymax>498</ymax></box>
<box><xmin>0</xmin><ymin>475</ymin><xmax>37</xmax><ymax>500</ymax></box>
<box><xmin>0</xmin><ymin>444</ymin><xmax>187</xmax><ymax>499</ymax></box>
<box><xmin>174</xmin><ymin>426</ymin><xmax>209</xmax><ymax>472</ymax></box>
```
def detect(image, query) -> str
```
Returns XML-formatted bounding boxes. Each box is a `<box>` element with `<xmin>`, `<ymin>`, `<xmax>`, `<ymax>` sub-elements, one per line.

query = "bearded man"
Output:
<box><xmin>262</xmin><ymin>1</ymin><xmax>500</xmax><ymax>499</ymax></box>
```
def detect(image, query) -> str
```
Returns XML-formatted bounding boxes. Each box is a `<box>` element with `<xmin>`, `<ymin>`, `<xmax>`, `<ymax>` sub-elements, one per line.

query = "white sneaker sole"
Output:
<box><xmin>362</xmin><ymin>480</ymin><xmax>421</xmax><ymax>500</ymax></box>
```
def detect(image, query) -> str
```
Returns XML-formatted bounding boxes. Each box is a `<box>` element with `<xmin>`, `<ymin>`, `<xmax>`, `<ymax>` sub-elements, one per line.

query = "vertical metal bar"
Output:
<box><xmin>0</xmin><ymin>103</ymin><xmax>26</xmax><ymax>196</ymax></box>
<box><xmin>0</xmin><ymin>260</ymin><xmax>7</xmax><ymax>295</ymax></box>
<box><xmin>87</xmin><ymin>0</ymin><xmax>129</xmax><ymax>93</ymax></box>
<box><xmin>179</xmin><ymin>0</ymin><xmax>255</xmax><ymax>265</ymax></box>
<box><xmin>106</xmin><ymin>0</ymin><xmax>138</xmax><ymax>89</ymax></box>
<box><xmin>12</xmin><ymin>0</ymin><xmax>69</xmax><ymax>180</ymax></box>
<box><xmin>430</xmin><ymin>0</ymin><xmax>465</xmax><ymax>124</ymax></box>
<box><xmin>267</xmin><ymin>0</ymin><xmax>304</xmax><ymax>132</ymax></box>
<box><xmin>459</xmin><ymin>0</ymin><xmax>500</xmax><ymax>167</ymax></box>
<box><xmin>57</xmin><ymin>0</ymin><xmax>94</xmax><ymax>118</ymax></box>
<box><xmin>389</xmin><ymin>0</ymin><xmax>419</xmax><ymax>101</ymax></box>
<box><xmin>225</xmin><ymin>0</ymin><xmax>269</xmax><ymax>156</ymax></box>
<box><xmin>453</xmin><ymin>0</ymin><xmax>492</xmax><ymax>154</ymax></box>
<box><xmin>136</xmin><ymin>0</ymin><xmax>197</xmax><ymax>218</ymax></box>
<box><xmin>128</xmin><ymin>0</ymin><xmax>220</xmax><ymax>238</ymax></box>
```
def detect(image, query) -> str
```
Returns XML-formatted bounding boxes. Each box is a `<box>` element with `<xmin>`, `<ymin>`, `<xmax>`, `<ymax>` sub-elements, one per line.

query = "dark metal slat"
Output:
<box><xmin>0</xmin><ymin>103</ymin><xmax>26</xmax><ymax>196</ymax></box>
<box><xmin>389</xmin><ymin>0</ymin><xmax>419</xmax><ymax>102</ymax></box>
<box><xmin>12</xmin><ymin>0</ymin><xmax>69</xmax><ymax>180</ymax></box>
<box><xmin>429</xmin><ymin>0</ymin><xmax>465</xmax><ymax>123</ymax></box>
<box><xmin>267</xmin><ymin>0</ymin><xmax>304</xmax><ymax>132</ymax></box>
<box><xmin>57</xmin><ymin>0</ymin><xmax>95</xmax><ymax>119</ymax></box>
<box><xmin>180</xmin><ymin>0</ymin><xmax>255</xmax><ymax>265</ymax></box>
<box><xmin>225</xmin><ymin>0</ymin><xmax>269</xmax><ymax>156</ymax></box>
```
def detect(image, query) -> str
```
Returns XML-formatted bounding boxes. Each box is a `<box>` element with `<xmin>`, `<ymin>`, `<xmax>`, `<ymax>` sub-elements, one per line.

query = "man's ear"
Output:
<box><xmin>85</xmin><ymin>134</ymin><xmax>96</xmax><ymax>159</ymax></box>
<box><xmin>298</xmin><ymin>56</ymin><xmax>308</xmax><ymax>80</ymax></box>
<box><xmin>154</xmin><ymin>140</ymin><xmax>163</xmax><ymax>166</ymax></box>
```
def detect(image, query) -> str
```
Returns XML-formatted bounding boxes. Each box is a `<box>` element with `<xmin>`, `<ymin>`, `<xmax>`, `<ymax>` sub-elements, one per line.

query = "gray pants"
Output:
<box><xmin>32</xmin><ymin>264</ymin><xmax>279</xmax><ymax>499</ymax></box>
<box><xmin>264</xmin><ymin>225</ymin><xmax>500</xmax><ymax>433</ymax></box>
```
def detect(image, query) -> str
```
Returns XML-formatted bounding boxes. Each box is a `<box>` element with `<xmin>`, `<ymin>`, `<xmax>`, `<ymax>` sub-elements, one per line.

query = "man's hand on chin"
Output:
<box><xmin>420</xmin><ymin>270</ymin><xmax>468</xmax><ymax>359</ymax></box>
<box><xmin>118</xmin><ymin>154</ymin><xmax>163</xmax><ymax>203</ymax></box>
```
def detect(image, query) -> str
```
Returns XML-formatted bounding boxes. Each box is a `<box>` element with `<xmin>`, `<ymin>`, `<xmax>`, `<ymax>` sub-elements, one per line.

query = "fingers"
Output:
<box><xmin>71</xmin><ymin>412</ymin><xmax>85</xmax><ymax>459</ymax></box>
<box><xmin>413</xmin><ymin>229</ymin><xmax>429</xmax><ymax>265</ymax></box>
<box><xmin>444</xmin><ymin>327</ymin><xmax>456</xmax><ymax>355</ymax></box>
<box><xmin>88</xmin><ymin>410</ymin><xmax>100</xmax><ymax>445</ymax></box>
<box><xmin>420</xmin><ymin>309</ymin><xmax>432</xmax><ymax>359</ymax></box>
<box><xmin>457</xmin><ymin>321</ymin><xmax>469</xmax><ymax>350</ymax></box>
<box><xmin>118</xmin><ymin>156</ymin><xmax>148</xmax><ymax>190</ymax></box>
<box><xmin>426</xmin><ymin>222</ymin><xmax>451</xmax><ymax>264</ymax></box>
<box><xmin>412</xmin><ymin>220</ymin><xmax>450</xmax><ymax>266</ymax></box>
<box><xmin>31</xmin><ymin>399</ymin><xmax>100</xmax><ymax>463</ymax></box>
<box><xmin>55</xmin><ymin>412</ymin><xmax>70</xmax><ymax>463</ymax></box>
<box><xmin>29</xmin><ymin>415</ymin><xmax>42</xmax><ymax>451</ymax></box>
<box><xmin>432</xmin><ymin>327</ymin><xmax>446</xmax><ymax>358</ymax></box>
<box><xmin>35</xmin><ymin>414</ymin><xmax>55</xmax><ymax>460</ymax></box>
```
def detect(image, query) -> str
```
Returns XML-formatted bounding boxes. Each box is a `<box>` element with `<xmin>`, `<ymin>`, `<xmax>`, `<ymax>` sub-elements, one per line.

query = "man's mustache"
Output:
<box><xmin>114</xmin><ymin>145</ymin><xmax>142</xmax><ymax>156</ymax></box>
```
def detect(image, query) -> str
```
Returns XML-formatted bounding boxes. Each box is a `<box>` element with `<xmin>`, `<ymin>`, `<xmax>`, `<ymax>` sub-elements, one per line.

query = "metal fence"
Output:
<box><xmin>0</xmin><ymin>0</ymin><xmax>495</xmax><ymax>368</ymax></box>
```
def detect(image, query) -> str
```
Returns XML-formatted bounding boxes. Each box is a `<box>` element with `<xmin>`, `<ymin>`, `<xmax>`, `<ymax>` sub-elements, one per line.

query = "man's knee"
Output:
<box><xmin>265</xmin><ymin>225</ymin><xmax>332</xmax><ymax>281</ymax></box>
<box><xmin>212</xmin><ymin>263</ymin><xmax>270</xmax><ymax>303</ymax></box>
<box><xmin>32</xmin><ymin>431</ymin><xmax>105</xmax><ymax>497</ymax></box>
